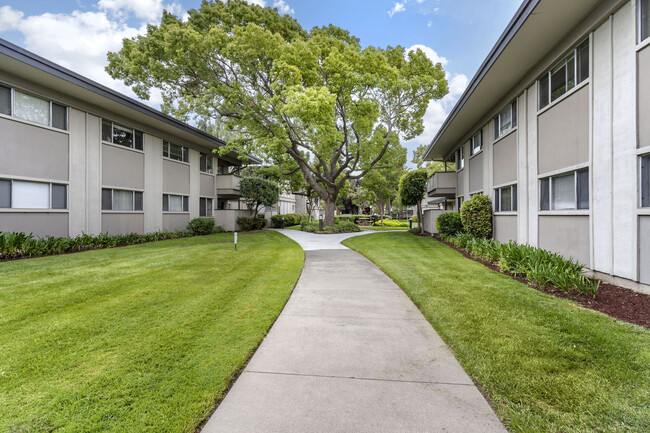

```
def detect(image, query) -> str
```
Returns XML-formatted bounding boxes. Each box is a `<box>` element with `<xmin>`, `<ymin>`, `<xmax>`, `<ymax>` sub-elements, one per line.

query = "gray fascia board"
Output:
<box><xmin>423</xmin><ymin>0</ymin><xmax>540</xmax><ymax>161</ymax></box>
<box><xmin>0</xmin><ymin>37</ymin><xmax>262</xmax><ymax>164</ymax></box>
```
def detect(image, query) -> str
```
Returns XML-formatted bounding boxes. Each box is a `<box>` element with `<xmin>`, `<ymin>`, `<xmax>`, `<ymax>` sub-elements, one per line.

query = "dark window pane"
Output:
<box><xmin>102</xmin><ymin>188</ymin><xmax>112</xmax><ymax>210</ymax></box>
<box><xmin>494</xmin><ymin>118</ymin><xmax>499</xmax><ymax>140</ymax></box>
<box><xmin>200</xmin><ymin>153</ymin><xmax>207</xmax><ymax>172</ymax></box>
<box><xmin>163</xmin><ymin>194</ymin><xmax>169</xmax><ymax>212</ymax></box>
<box><xmin>183</xmin><ymin>147</ymin><xmax>189</xmax><ymax>163</ymax></box>
<box><xmin>200</xmin><ymin>197</ymin><xmax>206</xmax><ymax>217</ymax></box>
<box><xmin>493</xmin><ymin>189</ymin><xmax>500</xmax><ymax>212</ymax></box>
<box><xmin>540</xmin><ymin>178</ymin><xmax>550</xmax><ymax>210</ymax></box>
<box><xmin>577</xmin><ymin>40</ymin><xmax>589</xmax><ymax>83</ymax></box>
<box><xmin>102</xmin><ymin>119</ymin><xmax>112</xmax><ymax>142</ymax></box>
<box><xmin>641</xmin><ymin>155</ymin><xmax>649</xmax><ymax>207</ymax></box>
<box><xmin>163</xmin><ymin>141</ymin><xmax>169</xmax><ymax>158</ymax></box>
<box><xmin>0</xmin><ymin>85</ymin><xmax>11</xmax><ymax>115</ymax></box>
<box><xmin>134</xmin><ymin>191</ymin><xmax>143</xmax><ymax>211</ymax></box>
<box><xmin>51</xmin><ymin>184</ymin><xmax>67</xmax><ymax>209</ymax></box>
<box><xmin>52</xmin><ymin>103</ymin><xmax>67</xmax><ymax>130</ymax></box>
<box><xmin>169</xmin><ymin>143</ymin><xmax>183</xmax><ymax>161</ymax></box>
<box><xmin>642</xmin><ymin>0</ymin><xmax>650</xmax><ymax>42</ymax></box>
<box><xmin>183</xmin><ymin>196</ymin><xmax>189</xmax><ymax>212</ymax></box>
<box><xmin>134</xmin><ymin>131</ymin><xmax>144</xmax><ymax>151</ymax></box>
<box><xmin>500</xmin><ymin>187</ymin><xmax>512</xmax><ymax>212</ymax></box>
<box><xmin>206</xmin><ymin>199</ymin><xmax>212</xmax><ymax>217</ymax></box>
<box><xmin>539</xmin><ymin>74</ymin><xmax>550</xmax><ymax>109</ymax></box>
<box><xmin>566</xmin><ymin>54</ymin><xmax>576</xmax><ymax>92</ymax></box>
<box><xmin>0</xmin><ymin>179</ymin><xmax>10</xmax><ymax>208</ymax></box>
<box><xmin>112</xmin><ymin>123</ymin><xmax>133</xmax><ymax>147</ymax></box>
<box><xmin>512</xmin><ymin>185</ymin><xmax>518</xmax><ymax>212</ymax></box>
<box><xmin>511</xmin><ymin>101</ymin><xmax>517</xmax><ymax>127</ymax></box>
<box><xmin>577</xmin><ymin>169</ymin><xmax>589</xmax><ymax>210</ymax></box>
<box><xmin>550</xmin><ymin>62</ymin><xmax>567</xmax><ymax>102</ymax></box>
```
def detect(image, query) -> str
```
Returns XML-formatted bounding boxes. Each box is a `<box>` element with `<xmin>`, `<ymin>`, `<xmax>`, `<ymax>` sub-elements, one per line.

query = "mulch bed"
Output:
<box><xmin>412</xmin><ymin>232</ymin><xmax>650</xmax><ymax>329</ymax></box>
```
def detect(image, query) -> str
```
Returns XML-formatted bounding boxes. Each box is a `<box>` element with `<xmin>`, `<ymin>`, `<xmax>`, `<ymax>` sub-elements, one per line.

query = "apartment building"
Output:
<box><xmin>424</xmin><ymin>0</ymin><xmax>650</xmax><ymax>286</ymax></box>
<box><xmin>0</xmin><ymin>39</ymin><xmax>261</xmax><ymax>236</ymax></box>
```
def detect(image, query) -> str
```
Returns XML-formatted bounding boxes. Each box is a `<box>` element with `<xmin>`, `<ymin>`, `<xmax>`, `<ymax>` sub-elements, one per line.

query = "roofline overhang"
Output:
<box><xmin>0</xmin><ymin>38</ymin><xmax>262</xmax><ymax>165</ymax></box>
<box><xmin>423</xmin><ymin>0</ymin><xmax>540</xmax><ymax>161</ymax></box>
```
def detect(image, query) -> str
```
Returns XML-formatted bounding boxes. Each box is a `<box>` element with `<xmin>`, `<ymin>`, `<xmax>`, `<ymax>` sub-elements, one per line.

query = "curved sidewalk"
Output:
<box><xmin>201</xmin><ymin>230</ymin><xmax>506</xmax><ymax>433</ymax></box>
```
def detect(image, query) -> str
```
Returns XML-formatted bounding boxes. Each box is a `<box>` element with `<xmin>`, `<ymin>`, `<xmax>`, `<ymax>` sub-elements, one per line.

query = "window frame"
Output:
<box><xmin>101</xmin><ymin>119</ymin><xmax>144</xmax><ymax>151</ymax></box>
<box><xmin>470</xmin><ymin>130</ymin><xmax>483</xmax><ymax>156</ymax></box>
<box><xmin>101</xmin><ymin>188</ymin><xmax>143</xmax><ymax>212</ymax></box>
<box><xmin>641</xmin><ymin>153</ymin><xmax>650</xmax><ymax>208</ymax></box>
<box><xmin>162</xmin><ymin>193</ymin><xmax>190</xmax><ymax>213</ymax></box>
<box><xmin>200</xmin><ymin>197</ymin><xmax>214</xmax><ymax>217</ymax></box>
<box><xmin>456</xmin><ymin>146</ymin><xmax>465</xmax><ymax>171</ymax></box>
<box><xmin>457</xmin><ymin>196</ymin><xmax>464</xmax><ymax>210</ymax></box>
<box><xmin>0</xmin><ymin>178</ymin><xmax>68</xmax><ymax>210</ymax></box>
<box><xmin>200</xmin><ymin>152</ymin><xmax>214</xmax><ymax>174</ymax></box>
<box><xmin>640</xmin><ymin>0</ymin><xmax>650</xmax><ymax>44</ymax></box>
<box><xmin>493</xmin><ymin>101</ymin><xmax>517</xmax><ymax>140</ymax></box>
<box><xmin>539</xmin><ymin>168</ymin><xmax>589</xmax><ymax>211</ymax></box>
<box><xmin>494</xmin><ymin>184</ymin><xmax>518</xmax><ymax>213</ymax></box>
<box><xmin>163</xmin><ymin>141</ymin><xmax>190</xmax><ymax>163</ymax></box>
<box><xmin>0</xmin><ymin>84</ymin><xmax>68</xmax><ymax>131</ymax></box>
<box><xmin>538</xmin><ymin>39</ymin><xmax>589</xmax><ymax>110</ymax></box>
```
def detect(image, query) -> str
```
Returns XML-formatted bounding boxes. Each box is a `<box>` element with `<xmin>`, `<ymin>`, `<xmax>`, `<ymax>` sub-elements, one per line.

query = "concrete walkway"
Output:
<box><xmin>201</xmin><ymin>230</ymin><xmax>506</xmax><ymax>433</ymax></box>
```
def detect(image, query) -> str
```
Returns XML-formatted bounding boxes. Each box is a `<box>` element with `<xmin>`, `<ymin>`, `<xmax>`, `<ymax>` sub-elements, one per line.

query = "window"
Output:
<box><xmin>163</xmin><ymin>194</ymin><xmax>189</xmax><ymax>212</ymax></box>
<box><xmin>163</xmin><ymin>141</ymin><xmax>189</xmax><ymax>163</ymax></box>
<box><xmin>200</xmin><ymin>152</ymin><xmax>214</xmax><ymax>173</ymax></box>
<box><xmin>457</xmin><ymin>196</ymin><xmax>464</xmax><ymax>210</ymax></box>
<box><xmin>101</xmin><ymin>188</ymin><xmax>143</xmax><ymax>211</ymax></box>
<box><xmin>494</xmin><ymin>184</ymin><xmax>517</xmax><ymax>212</ymax></box>
<box><xmin>539</xmin><ymin>168</ymin><xmax>589</xmax><ymax>210</ymax></box>
<box><xmin>641</xmin><ymin>0</ymin><xmax>650</xmax><ymax>43</ymax></box>
<box><xmin>0</xmin><ymin>179</ymin><xmax>67</xmax><ymax>209</ymax></box>
<box><xmin>538</xmin><ymin>40</ymin><xmax>589</xmax><ymax>110</ymax></box>
<box><xmin>493</xmin><ymin>101</ymin><xmax>517</xmax><ymax>140</ymax></box>
<box><xmin>102</xmin><ymin>120</ymin><xmax>143</xmax><ymax>150</ymax></box>
<box><xmin>470</xmin><ymin>130</ymin><xmax>482</xmax><ymax>156</ymax></box>
<box><xmin>0</xmin><ymin>85</ymin><xmax>68</xmax><ymax>130</ymax></box>
<box><xmin>641</xmin><ymin>154</ymin><xmax>650</xmax><ymax>207</ymax></box>
<box><xmin>456</xmin><ymin>146</ymin><xmax>465</xmax><ymax>170</ymax></box>
<box><xmin>200</xmin><ymin>197</ymin><xmax>213</xmax><ymax>217</ymax></box>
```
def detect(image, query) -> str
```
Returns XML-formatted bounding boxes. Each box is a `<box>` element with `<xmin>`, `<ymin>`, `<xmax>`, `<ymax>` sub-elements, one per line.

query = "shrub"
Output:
<box><xmin>373</xmin><ymin>219</ymin><xmax>408</xmax><ymax>227</ymax></box>
<box><xmin>436</xmin><ymin>212</ymin><xmax>464</xmax><ymax>236</ymax></box>
<box><xmin>236</xmin><ymin>216</ymin><xmax>268</xmax><ymax>231</ymax></box>
<box><xmin>460</xmin><ymin>194</ymin><xmax>493</xmax><ymax>239</ymax></box>
<box><xmin>186</xmin><ymin>218</ymin><xmax>217</xmax><ymax>235</ymax></box>
<box><xmin>299</xmin><ymin>220</ymin><xmax>360</xmax><ymax>233</ymax></box>
<box><xmin>271</xmin><ymin>213</ymin><xmax>309</xmax><ymax>228</ymax></box>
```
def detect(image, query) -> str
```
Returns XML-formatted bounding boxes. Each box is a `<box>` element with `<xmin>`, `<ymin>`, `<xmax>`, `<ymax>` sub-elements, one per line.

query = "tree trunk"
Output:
<box><xmin>324</xmin><ymin>197</ymin><xmax>337</xmax><ymax>226</ymax></box>
<box><xmin>417</xmin><ymin>201</ymin><xmax>423</xmax><ymax>234</ymax></box>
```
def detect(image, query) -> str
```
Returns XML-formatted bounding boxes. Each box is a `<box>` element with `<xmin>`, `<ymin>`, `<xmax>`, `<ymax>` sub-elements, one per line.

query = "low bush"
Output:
<box><xmin>0</xmin><ymin>230</ymin><xmax>195</xmax><ymax>261</ymax></box>
<box><xmin>442</xmin><ymin>233</ymin><xmax>600</xmax><ymax>298</ymax></box>
<box><xmin>300</xmin><ymin>220</ymin><xmax>360</xmax><ymax>234</ymax></box>
<box><xmin>186</xmin><ymin>218</ymin><xmax>223</xmax><ymax>235</ymax></box>
<box><xmin>436</xmin><ymin>212</ymin><xmax>464</xmax><ymax>236</ymax></box>
<box><xmin>372</xmin><ymin>219</ymin><xmax>408</xmax><ymax>227</ymax></box>
<box><xmin>271</xmin><ymin>213</ymin><xmax>309</xmax><ymax>228</ymax></box>
<box><xmin>236</xmin><ymin>216</ymin><xmax>268</xmax><ymax>231</ymax></box>
<box><xmin>334</xmin><ymin>215</ymin><xmax>367</xmax><ymax>224</ymax></box>
<box><xmin>460</xmin><ymin>194</ymin><xmax>493</xmax><ymax>239</ymax></box>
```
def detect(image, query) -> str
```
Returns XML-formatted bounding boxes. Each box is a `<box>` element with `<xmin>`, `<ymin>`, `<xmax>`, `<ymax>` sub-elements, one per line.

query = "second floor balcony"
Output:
<box><xmin>427</xmin><ymin>171</ymin><xmax>456</xmax><ymax>198</ymax></box>
<box><xmin>216</xmin><ymin>174</ymin><xmax>241</xmax><ymax>198</ymax></box>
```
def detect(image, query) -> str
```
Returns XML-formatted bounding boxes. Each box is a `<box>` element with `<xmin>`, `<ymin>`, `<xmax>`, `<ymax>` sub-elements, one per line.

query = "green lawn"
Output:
<box><xmin>0</xmin><ymin>231</ymin><xmax>303</xmax><ymax>433</ymax></box>
<box><xmin>343</xmin><ymin>232</ymin><xmax>650</xmax><ymax>433</ymax></box>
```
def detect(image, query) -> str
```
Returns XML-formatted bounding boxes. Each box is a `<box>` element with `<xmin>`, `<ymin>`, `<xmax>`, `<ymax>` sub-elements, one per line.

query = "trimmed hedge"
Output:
<box><xmin>460</xmin><ymin>194</ymin><xmax>493</xmax><ymax>239</ymax></box>
<box><xmin>372</xmin><ymin>219</ymin><xmax>408</xmax><ymax>227</ymax></box>
<box><xmin>334</xmin><ymin>215</ymin><xmax>367</xmax><ymax>224</ymax></box>
<box><xmin>443</xmin><ymin>233</ymin><xmax>600</xmax><ymax>298</ymax></box>
<box><xmin>236</xmin><ymin>216</ymin><xmax>268</xmax><ymax>231</ymax></box>
<box><xmin>0</xmin><ymin>230</ymin><xmax>194</xmax><ymax>261</ymax></box>
<box><xmin>271</xmin><ymin>213</ymin><xmax>309</xmax><ymax>228</ymax></box>
<box><xmin>436</xmin><ymin>212</ymin><xmax>464</xmax><ymax>236</ymax></box>
<box><xmin>300</xmin><ymin>220</ymin><xmax>361</xmax><ymax>234</ymax></box>
<box><xmin>186</xmin><ymin>218</ymin><xmax>224</xmax><ymax>235</ymax></box>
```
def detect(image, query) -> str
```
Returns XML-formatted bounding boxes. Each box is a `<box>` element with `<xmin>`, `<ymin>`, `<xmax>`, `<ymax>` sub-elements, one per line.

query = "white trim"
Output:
<box><xmin>491</xmin><ymin>127</ymin><xmax>517</xmax><ymax>146</ymax></box>
<box><xmin>102</xmin><ymin>140</ymin><xmax>145</xmax><ymax>155</ymax></box>
<box><xmin>636</xmin><ymin>146</ymin><xmax>650</xmax><ymax>155</ymax></box>
<box><xmin>468</xmin><ymin>148</ymin><xmax>483</xmax><ymax>160</ymax></box>
<box><xmin>0</xmin><ymin>209</ymin><xmax>68</xmax><ymax>213</ymax></box>
<box><xmin>538</xmin><ymin>210</ymin><xmax>590</xmax><ymax>216</ymax></box>
<box><xmin>0</xmin><ymin>111</ymin><xmax>70</xmax><ymax>135</ymax></box>
<box><xmin>162</xmin><ymin>156</ymin><xmax>191</xmax><ymax>166</ymax></box>
<box><xmin>0</xmin><ymin>174</ymin><xmax>69</xmax><ymax>184</ymax></box>
<box><xmin>537</xmin><ymin>162</ymin><xmax>590</xmax><ymax>179</ymax></box>
<box><xmin>494</xmin><ymin>211</ymin><xmax>518</xmax><ymax>216</ymax></box>
<box><xmin>101</xmin><ymin>211</ymin><xmax>145</xmax><ymax>214</ymax></box>
<box><xmin>101</xmin><ymin>185</ymin><xmax>145</xmax><ymax>192</ymax></box>
<box><xmin>536</xmin><ymin>79</ymin><xmax>590</xmax><ymax>117</ymax></box>
<box><xmin>637</xmin><ymin>37</ymin><xmax>650</xmax><ymax>51</ymax></box>
<box><xmin>492</xmin><ymin>180</ymin><xmax>518</xmax><ymax>189</ymax></box>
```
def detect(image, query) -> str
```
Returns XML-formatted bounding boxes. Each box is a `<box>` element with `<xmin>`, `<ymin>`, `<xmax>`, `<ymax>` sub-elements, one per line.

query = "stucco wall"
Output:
<box><xmin>538</xmin><ymin>215</ymin><xmax>590</xmax><ymax>267</ymax></box>
<box><xmin>101</xmin><ymin>213</ymin><xmax>144</xmax><ymax>235</ymax></box>
<box><xmin>639</xmin><ymin>216</ymin><xmax>650</xmax><ymax>285</ymax></box>
<box><xmin>200</xmin><ymin>174</ymin><xmax>215</xmax><ymax>197</ymax></box>
<box><xmin>102</xmin><ymin>144</ymin><xmax>145</xmax><ymax>189</ymax></box>
<box><xmin>163</xmin><ymin>159</ymin><xmax>190</xmax><ymax>195</ymax></box>
<box><xmin>494</xmin><ymin>215</ymin><xmax>517</xmax><ymax>243</ymax></box>
<box><xmin>493</xmin><ymin>131</ymin><xmax>518</xmax><ymax>186</ymax></box>
<box><xmin>0</xmin><ymin>213</ymin><xmax>68</xmax><ymax>237</ymax></box>
<box><xmin>0</xmin><ymin>117</ymin><xmax>69</xmax><ymax>181</ymax></box>
<box><xmin>537</xmin><ymin>85</ymin><xmax>589</xmax><ymax>174</ymax></box>
<box><xmin>163</xmin><ymin>213</ymin><xmax>190</xmax><ymax>232</ymax></box>
<box><xmin>639</xmin><ymin>45</ymin><xmax>650</xmax><ymax>149</ymax></box>
<box><xmin>457</xmin><ymin>170</ymin><xmax>465</xmax><ymax>200</ymax></box>
<box><xmin>469</xmin><ymin>152</ymin><xmax>484</xmax><ymax>193</ymax></box>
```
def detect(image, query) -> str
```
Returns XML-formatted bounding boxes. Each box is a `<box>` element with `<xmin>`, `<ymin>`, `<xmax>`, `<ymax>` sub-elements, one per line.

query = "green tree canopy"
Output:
<box><xmin>106</xmin><ymin>0</ymin><xmax>448</xmax><ymax>225</ymax></box>
<box><xmin>398</xmin><ymin>169</ymin><xmax>428</xmax><ymax>233</ymax></box>
<box><xmin>412</xmin><ymin>144</ymin><xmax>455</xmax><ymax>176</ymax></box>
<box><xmin>239</xmin><ymin>176</ymin><xmax>280</xmax><ymax>217</ymax></box>
<box><xmin>360</xmin><ymin>142</ymin><xmax>406</xmax><ymax>216</ymax></box>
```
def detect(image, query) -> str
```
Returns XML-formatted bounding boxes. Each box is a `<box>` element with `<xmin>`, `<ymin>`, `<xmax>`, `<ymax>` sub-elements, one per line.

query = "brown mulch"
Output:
<box><xmin>412</xmin><ymin>232</ymin><xmax>650</xmax><ymax>329</ymax></box>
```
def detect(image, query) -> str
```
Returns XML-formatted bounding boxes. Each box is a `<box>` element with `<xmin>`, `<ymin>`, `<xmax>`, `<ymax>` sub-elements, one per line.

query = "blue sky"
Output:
<box><xmin>0</xmin><ymin>0</ymin><xmax>521</xmax><ymax>161</ymax></box>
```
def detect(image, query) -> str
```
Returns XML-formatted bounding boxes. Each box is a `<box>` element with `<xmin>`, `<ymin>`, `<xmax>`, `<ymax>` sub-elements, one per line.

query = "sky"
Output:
<box><xmin>0</xmin><ymin>0</ymin><xmax>522</xmax><ymax>164</ymax></box>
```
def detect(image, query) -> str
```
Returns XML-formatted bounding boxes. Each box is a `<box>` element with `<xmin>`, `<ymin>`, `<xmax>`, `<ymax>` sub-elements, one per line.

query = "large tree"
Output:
<box><xmin>106</xmin><ymin>0</ymin><xmax>448</xmax><ymax>225</ymax></box>
<box><xmin>360</xmin><ymin>143</ymin><xmax>406</xmax><ymax>219</ymax></box>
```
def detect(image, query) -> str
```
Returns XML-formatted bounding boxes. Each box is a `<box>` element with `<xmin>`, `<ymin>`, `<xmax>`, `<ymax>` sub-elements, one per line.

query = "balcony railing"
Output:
<box><xmin>427</xmin><ymin>172</ymin><xmax>456</xmax><ymax>198</ymax></box>
<box><xmin>216</xmin><ymin>174</ymin><xmax>241</xmax><ymax>198</ymax></box>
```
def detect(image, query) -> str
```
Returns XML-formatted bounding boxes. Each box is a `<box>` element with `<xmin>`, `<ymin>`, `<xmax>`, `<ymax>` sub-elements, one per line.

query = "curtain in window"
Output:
<box><xmin>12</xmin><ymin>181</ymin><xmax>49</xmax><ymax>209</ymax></box>
<box><xmin>552</xmin><ymin>173</ymin><xmax>575</xmax><ymax>210</ymax></box>
<box><xmin>168</xmin><ymin>195</ymin><xmax>183</xmax><ymax>212</ymax></box>
<box><xmin>112</xmin><ymin>190</ymin><xmax>133</xmax><ymax>211</ymax></box>
<box><xmin>14</xmin><ymin>91</ymin><xmax>50</xmax><ymax>126</ymax></box>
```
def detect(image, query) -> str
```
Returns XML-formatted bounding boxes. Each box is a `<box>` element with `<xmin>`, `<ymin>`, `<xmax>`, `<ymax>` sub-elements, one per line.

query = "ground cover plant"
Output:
<box><xmin>300</xmin><ymin>220</ymin><xmax>360</xmax><ymax>234</ymax></box>
<box><xmin>443</xmin><ymin>233</ymin><xmax>600</xmax><ymax>298</ymax></box>
<box><xmin>0</xmin><ymin>231</ymin><xmax>304</xmax><ymax>433</ymax></box>
<box><xmin>343</xmin><ymin>232</ymin><xmax>650</xmax><ymax>433</ymax></box>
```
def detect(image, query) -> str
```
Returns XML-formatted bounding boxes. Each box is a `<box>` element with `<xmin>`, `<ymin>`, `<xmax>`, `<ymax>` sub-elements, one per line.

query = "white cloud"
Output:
<box><xmin>98</xmin><ymin>0</ymin><xmax>183</xmax><ymax>22</ymax></box>
<box><xmin>273</xmin><ymin>0</ymin><xmax>295</xmax><ymax>15</ymax></box>
<box><xmin>246</xmin><ymin>0</ymin><xmax>267</xmax><ymax>6</ymax></box>
<box><xmin>388</xmin><ymin>2</ymin><xmax>406</xmax><ymax>18</ymax></box>
<box><xmin>0</xmin><ymin>5</ymin><xmax>24</xmax><ymax>31</ymax></box>
<box><xmin>427</xmin><ymin>21</ymin><xmax>432</xmax><ymax>28</ymax></box>
<box><xmin>407</xmin><ymin>44</ymin><xmax>447</xmax><ymax>66</ymax></box>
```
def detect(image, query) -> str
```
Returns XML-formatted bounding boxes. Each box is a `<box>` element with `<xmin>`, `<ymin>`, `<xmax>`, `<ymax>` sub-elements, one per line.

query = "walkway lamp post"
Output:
<box><xmin>319</xmin><ymin>214</ymin><xmax>324</xmax><ymax>231</ymax></box>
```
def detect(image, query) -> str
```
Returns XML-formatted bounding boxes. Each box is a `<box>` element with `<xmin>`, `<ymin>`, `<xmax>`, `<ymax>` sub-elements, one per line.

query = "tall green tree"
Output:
<box><xmin>106</xmin><ymin>0</ymin><xmax>448</xmax><ymax>225</ymax></box>
<box><xmin>398</xmin><ymin>170</ymin><xmax>428</xmax><ymax>234</ymax></box>
<box><xmin>361</xmin><ymin>144</ymin><xmax>407</xmax><ymax>218</ymax></box>
<box><xmin>412</xmin><ymin>144</ymin><xmax>454</xmax><ymax>176</ymax></box>
<box><xmin>239</xmin><ymin>177</ymin><xmax>280</xmax><ymax>217</ymax></box>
